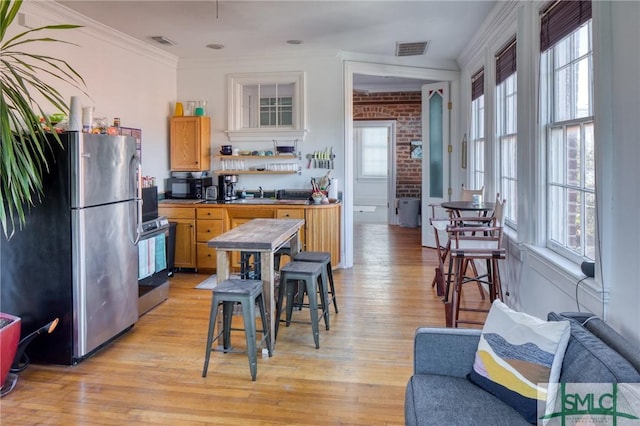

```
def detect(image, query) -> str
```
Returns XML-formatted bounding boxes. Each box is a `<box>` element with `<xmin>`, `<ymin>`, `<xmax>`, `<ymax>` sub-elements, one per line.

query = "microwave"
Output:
<box><xmin>166</xmin><ymin>177</ymin><xmax>213</xmax><ymax>199</ymax></box>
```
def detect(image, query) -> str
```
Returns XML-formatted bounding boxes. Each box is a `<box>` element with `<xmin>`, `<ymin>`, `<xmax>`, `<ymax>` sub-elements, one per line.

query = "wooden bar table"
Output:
<box><xmin>207</xmin><ymin>218</ymin><xmax>304</xmax><ymax>352</ymax></box>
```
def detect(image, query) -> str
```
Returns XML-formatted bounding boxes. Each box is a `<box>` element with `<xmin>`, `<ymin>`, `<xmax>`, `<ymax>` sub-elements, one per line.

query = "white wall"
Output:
<box><xmin>20</xmin><ymin>2</ymin><xmax>178</xmax><ymax>193</ymax></box>
<box><xmin>457</xmin><ymin>1</ymin><xmax>640</xmax><ymax>344</ymax></box>
<box><xmin>177</xmin><ymin>54</ymin><xmax>344</xmax><ymax>195</ymax></box>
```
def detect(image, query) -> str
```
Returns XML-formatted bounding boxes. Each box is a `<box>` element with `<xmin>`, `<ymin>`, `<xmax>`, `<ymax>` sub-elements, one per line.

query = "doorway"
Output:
<box><xmin>353</xmin><ymin>120</ymin><xmax>395</xmax><ymax>225</ymax></box>
<box><xmin>343</xmin><ymin>61</ymin><xmax>460</xmax><ymax>268</ymax></box>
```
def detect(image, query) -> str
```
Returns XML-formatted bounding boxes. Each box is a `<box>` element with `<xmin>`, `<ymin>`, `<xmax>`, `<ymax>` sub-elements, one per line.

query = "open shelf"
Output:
<box><xmin>214</xmin><ymin>154</ymin><xmax>297</xmax><ymax>160</ymax></box>
<box><xmin>213</xmin><ymin>170</ymin><xmax>297</xmax><ymax>175</ymax></box>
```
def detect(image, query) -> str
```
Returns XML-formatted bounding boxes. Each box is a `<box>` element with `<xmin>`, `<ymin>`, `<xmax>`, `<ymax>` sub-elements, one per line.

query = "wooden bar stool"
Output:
<box><xmin>202</xmin><ymin>279</ymin><xmax>271</xmax><ymax>381</ymax></box>
<box><xmin>444</xmin><ymin>222</ymin><xmax>505</xmax><ymax>327</ymax></box>
<box><xmin>275</xmin><ymin>261</ymin><xmax>329</xmax><ymax>349</ymax></box>
<box><xmin>292</xmin><ymin>251</ymin><xmax>338</xmax><ymax>313</ymax></box>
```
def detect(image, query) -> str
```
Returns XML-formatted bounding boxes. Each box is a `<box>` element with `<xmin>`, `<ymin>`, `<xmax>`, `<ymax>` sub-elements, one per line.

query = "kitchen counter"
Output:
<box><xmin>159</xmin><ymin>198</ymin><xmax>340</xmax><ymax>206</ymax></box>
<box><xmin>158</xmin><ymin>200</ymin><xmax>341</xmax><ymax>271</ymax></box>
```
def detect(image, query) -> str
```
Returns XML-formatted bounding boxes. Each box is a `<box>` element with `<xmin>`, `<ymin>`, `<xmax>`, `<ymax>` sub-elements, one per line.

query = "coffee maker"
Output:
<box><xmin>218</xmin><ymin>174</ymin><xmax>238</xmax><ymax>201</ymax></box>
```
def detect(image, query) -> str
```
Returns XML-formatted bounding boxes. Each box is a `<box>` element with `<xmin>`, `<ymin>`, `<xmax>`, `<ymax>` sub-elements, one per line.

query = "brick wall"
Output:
<box><xmin>353</xmin><ymin>91</ymin><xmax>422</xmax><ymax>199</ymax></box>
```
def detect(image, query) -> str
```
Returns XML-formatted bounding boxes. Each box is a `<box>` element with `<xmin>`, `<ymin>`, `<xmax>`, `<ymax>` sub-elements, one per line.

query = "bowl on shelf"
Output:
<box><xmin>191</xmin><ymin>171</ymin><xmax>205</xmax><ymax>178</ymax></box>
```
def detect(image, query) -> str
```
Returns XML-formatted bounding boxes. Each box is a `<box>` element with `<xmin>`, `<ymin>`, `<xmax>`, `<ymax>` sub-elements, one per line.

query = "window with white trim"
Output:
<box><xmin>495</xmin><ymin>39</ymin><xmax>517</xmax><ymax>228</ymax></box>
<box><xmin>541</xmin><ymin>0</ymin><xmax>594</xmax><ymax>262</ymax></box>
<box><xmin>470</xmin><ymin>68</ymin><xmax>485</xmax><ymax>189</ymax></box>
<box><xmin>354</xmin><ymin>123</ymin><xmax>390</xmax><ymax>179</ymax></box>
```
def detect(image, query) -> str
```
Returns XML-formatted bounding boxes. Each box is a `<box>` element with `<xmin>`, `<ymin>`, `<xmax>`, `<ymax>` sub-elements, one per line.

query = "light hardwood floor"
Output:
<box><xmin>0</xmin><ymin>223</ymin><xmax>490</xmax><ymax>425</ymax></box>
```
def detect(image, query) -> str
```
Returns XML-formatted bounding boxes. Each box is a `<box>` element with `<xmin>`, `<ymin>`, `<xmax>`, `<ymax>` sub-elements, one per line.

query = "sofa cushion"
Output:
<box><xmin>467</xmin><ymin>301</ymin><xmax>571</xmax><ymax>424</ymax></box>
<box><xmin>548</xmin><ymin>312</ymin><xmax>640</xmax><ymax>383</ymax></box>
<box><xmin>405</xmin><ymin>374</ymin><xmax>530</xmax><ymax>426</ymax></box>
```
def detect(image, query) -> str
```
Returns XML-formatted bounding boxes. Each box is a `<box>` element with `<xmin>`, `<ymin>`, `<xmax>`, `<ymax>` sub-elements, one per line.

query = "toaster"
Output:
<box><xmin>205</xmin><ymin>186</ymin><xmax>218</xmax><ymax>201</ymax></box>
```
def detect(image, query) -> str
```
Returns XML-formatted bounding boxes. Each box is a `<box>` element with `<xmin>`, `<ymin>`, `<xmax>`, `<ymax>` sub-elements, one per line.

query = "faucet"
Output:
<box><xmin>258</xmin><ymin>186</ymin><xmax>264</xmax><ymax>198</ymax></box>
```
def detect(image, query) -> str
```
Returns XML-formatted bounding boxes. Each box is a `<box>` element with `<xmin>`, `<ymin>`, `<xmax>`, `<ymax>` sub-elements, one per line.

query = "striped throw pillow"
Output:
<box><xmin>468</xmin><ymin>300</ymin><xmax>571</xmax><ymax>423</ymax></box>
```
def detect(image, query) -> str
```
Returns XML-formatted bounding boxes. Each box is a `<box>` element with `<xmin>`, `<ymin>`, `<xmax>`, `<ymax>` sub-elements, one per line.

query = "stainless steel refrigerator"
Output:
<box><xmin>0</xmin><ymin>132</ymin><xmax>141</xmax><ymax>365</ymax></box>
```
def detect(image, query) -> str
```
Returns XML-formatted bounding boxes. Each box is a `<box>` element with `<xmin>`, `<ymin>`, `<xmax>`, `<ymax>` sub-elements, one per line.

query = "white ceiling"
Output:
<box><xmin>55</xmin><ymin>0</ymin><xmax>496</xmax><ymax>89</ymax></box>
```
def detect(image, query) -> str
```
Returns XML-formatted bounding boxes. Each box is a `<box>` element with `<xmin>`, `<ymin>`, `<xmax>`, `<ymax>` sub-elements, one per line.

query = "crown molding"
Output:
<box><xmin>458</xmin><ymin>0</ymin><xmax>520</xmax><ymax>68</ymax></box>
<box><xmin>23</xmin><ymin>0</ymin><xmax>178</xmax><ymax>69</ymax></box>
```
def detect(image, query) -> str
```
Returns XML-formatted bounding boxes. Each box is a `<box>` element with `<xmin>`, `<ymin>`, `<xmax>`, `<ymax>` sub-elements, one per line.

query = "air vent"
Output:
<box><xmin>151</xmin><ymin>36</ymin><xmax>175</xmax><ymax>46</ymax></box>
<box><xmin>395</xmin><ymin>41</ymin><xmax>429</xmax><ymax>57</ymax></box>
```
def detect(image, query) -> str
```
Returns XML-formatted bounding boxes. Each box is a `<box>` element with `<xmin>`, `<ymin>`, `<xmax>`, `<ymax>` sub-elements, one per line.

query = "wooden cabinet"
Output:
<box><xmin>305</xmin><ymin>205</ymin><xmax>341</xmax><ymax>266</ymax></box>
<box><xmin>276</xmin><ymin>208</ymin><xmax>306</xmax><ymax>249</ymax></box>
<box><xmin>159</xmin><ymin>202</ymin><xmax>340</xmax><ymax>272</ymax></box>
<box><xmin>196</xmin><ymin>207</ymin><xmax>226</xmax><ymax>271</ymax></box>
<box><xmin>159</xmin><ymin>206</ymin><xmax>196</xmax><ymax>268</ymax></box>
<box><xmin>170</xmin><ymin>116</ymin><xmax>211</xmax><ymax>171</ymax></box>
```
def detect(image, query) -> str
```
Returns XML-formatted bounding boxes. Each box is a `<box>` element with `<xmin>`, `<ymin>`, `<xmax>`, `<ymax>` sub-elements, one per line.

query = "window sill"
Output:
<box><xmin>522</xmin><ymin>244</ymin><xmax>605</xmax><ymax>300</ymax></box>
<box><xmin>225</xmin><ymin>128</ymin><xmax>308</xmax><ymax>143</ymax></box>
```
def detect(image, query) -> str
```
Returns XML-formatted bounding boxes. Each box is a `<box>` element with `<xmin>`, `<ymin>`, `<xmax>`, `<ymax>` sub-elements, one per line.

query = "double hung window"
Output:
<box><xmin>354</xmin><ymin>121</ymin><xmax>391</xmax><ymax>179</ymax></box>
<box><xmin>470</xmin><ymin>69</ymin><xmax>485</xmax><ymax>189</ymax></box>
<box><xmin>540</xmin><ymin>0</ymin><xmax>594</xmax><ymax>261</ymax></box>
<box><xmin>495</xmin><ymin>39</ymin><xmax>517</xmax><ymax>228</ymax></box>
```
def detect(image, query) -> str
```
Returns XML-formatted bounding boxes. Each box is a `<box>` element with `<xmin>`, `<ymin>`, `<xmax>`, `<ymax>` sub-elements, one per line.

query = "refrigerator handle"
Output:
<box><xmin>131</xmin><ymin>154</ymin><xmax>143</xmax><ymax>245</ymax></box>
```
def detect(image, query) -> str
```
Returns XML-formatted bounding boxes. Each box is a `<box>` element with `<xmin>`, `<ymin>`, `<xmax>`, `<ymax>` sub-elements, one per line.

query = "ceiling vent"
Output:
<box><xmin>395</xmin><ymin>41</ymin><xmax>429</xmax><ymax>57</ymax></box>
<box><xmin>151</xmin><ymin>36</ymin><xmax>175</xmax><ymax>46</ymax></box>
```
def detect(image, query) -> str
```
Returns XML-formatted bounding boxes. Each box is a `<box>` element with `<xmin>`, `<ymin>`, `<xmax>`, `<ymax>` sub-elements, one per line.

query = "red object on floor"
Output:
<box><xmin>0</xmin><ymin>313</ymin><xmax>20</xmax><ymax>387</ymax></box>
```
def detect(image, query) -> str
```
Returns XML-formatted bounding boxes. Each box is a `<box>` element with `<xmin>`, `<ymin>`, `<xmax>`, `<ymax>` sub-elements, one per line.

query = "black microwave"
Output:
<box><xmin>166</xmin><ymin>177</ymin><xmax>213</xmax><ymax>199</ymax></box>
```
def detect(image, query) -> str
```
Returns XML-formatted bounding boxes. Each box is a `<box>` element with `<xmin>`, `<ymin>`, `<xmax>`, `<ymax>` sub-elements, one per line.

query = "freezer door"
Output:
<box><xmin>71</xmin><ymin>133</ymin><xmax>138</xmax><ymax>208</ymax></box>
<box><xmin>72</xmin><ymin>200</ymin><xmax>138</xmax><ymax>358</ymax></box>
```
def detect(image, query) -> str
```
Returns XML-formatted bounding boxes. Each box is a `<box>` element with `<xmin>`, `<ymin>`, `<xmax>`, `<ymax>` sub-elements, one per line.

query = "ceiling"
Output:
<box><xmin>55</xmin><ymin>0</ymin><xmax>496</xmax><ymax>90</ymax></box>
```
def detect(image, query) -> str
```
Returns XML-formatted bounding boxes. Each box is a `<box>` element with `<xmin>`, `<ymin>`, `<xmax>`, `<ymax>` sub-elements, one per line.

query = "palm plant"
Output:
<box><xmin>1</xmin><ymin>0</ymin><xmax>85</xmax><ymax>238</ymax></box>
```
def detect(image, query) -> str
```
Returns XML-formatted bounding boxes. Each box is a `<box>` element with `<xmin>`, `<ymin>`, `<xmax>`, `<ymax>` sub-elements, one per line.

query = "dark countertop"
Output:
<box><xmin>159</xmin><ymin>198</ymin><xmax>340</xmax><ymax>206</ymax></box>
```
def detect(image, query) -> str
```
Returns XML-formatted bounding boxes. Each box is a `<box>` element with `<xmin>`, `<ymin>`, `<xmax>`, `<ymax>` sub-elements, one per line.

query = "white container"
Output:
<box><xmin>69</xmin><ymin>96</ymin><xmax>81</xmax><ymax>131</ymax></box>
<box><xmin>82</xmin><ymin>106</ymin><xmax>94</xmax><ymax>132</ymax></box>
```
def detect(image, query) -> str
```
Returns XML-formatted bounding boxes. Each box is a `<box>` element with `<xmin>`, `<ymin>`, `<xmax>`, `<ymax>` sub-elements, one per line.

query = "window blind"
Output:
<box><xmin>471</xmin><ymin>68</ymin><xmax>484</xmax><ymax>101</ymax></box>
<box><xmin>495</xmin><ymin>38</ymin><xmax>517</xmax><ymax>85</ymax></box>
<box><xmin>540</xmin><ymin>0</ymin><xmax>592</xmax><ymax>52</ymax></box>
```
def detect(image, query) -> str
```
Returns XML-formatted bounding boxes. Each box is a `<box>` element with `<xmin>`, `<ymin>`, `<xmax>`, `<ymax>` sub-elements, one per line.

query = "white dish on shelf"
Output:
<box><xmin>191</xmin><ymin>171</ymin><xmax>205</xmax><ymax>178</ymax></box>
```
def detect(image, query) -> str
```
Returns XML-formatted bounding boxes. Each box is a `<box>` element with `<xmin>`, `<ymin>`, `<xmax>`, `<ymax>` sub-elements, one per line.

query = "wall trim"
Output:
<box><xmin>27</xmin><ymin>0</ymin><xmax>178</xmax><ymax>69</ymax></box>
<box><xmin>524</xmin><ymin>245</ymin><xmax>607</xmax><ymax>313</ymax></box>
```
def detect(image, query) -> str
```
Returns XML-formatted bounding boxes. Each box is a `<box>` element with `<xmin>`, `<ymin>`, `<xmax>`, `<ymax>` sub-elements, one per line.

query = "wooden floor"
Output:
<box><xmin>1</xmin><ymin>223</ymin><xmax>490</xmax><ymax>425</ymax></box>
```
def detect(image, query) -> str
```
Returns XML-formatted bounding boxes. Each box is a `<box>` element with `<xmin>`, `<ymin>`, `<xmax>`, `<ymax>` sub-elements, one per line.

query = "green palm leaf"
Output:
<box><xmin>1</xmin><ymin>0</ymin><xmax>86</xmax><ymax>238</ymax></box>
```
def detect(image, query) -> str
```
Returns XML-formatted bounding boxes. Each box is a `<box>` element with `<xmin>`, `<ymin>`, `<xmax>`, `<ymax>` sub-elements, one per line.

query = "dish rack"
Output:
<box><xmin>273</xmin><ymin>139</ymin><xmax>301</xmax><ymax>159</ymax></box>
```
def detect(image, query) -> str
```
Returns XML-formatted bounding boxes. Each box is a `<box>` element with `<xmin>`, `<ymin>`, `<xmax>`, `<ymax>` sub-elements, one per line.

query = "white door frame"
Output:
<box><xmin>343</xmin><ymin>60</ymin><xmax>460</xmax><ymax>268</ymax></box>
<box><xmin>353</xmin><ymin>120</ymin><xmax>397</xmax><ymax>224</ymax></box>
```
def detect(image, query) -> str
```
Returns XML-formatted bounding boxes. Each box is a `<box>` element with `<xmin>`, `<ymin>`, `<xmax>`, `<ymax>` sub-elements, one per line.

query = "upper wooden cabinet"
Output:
<box><xmin>170</xmin><ymin>116</ymin><xmax>211</xmax><ymax>171</ymax></box>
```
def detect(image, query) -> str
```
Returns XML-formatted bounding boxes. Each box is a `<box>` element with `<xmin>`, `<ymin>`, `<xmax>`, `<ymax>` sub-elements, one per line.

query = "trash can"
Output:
<box><xmin>398</xmin><ymin>198</ymin><xmax>420</xmax><ymax>227</ymax></box>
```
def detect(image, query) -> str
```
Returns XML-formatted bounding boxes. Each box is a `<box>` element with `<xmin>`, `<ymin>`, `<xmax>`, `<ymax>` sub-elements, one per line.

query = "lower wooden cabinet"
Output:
<box><xmin>159</xmin><ymin>207</ymin><xmax>196</xmax><ymax>269</ymax></box>
<box><xmin>305</xmin><ymin>206</ymin><xmax>341</xmax><ymax>266</ymax></box>
<box><xmin>159</xmin><ymin>203</ymin><xmax>341</xmax><ymax>272</ymax></box>
<box><xmin>195</xmin><ymin>208</ymin><xmax>226</xmax><ymax>271</ymax></box>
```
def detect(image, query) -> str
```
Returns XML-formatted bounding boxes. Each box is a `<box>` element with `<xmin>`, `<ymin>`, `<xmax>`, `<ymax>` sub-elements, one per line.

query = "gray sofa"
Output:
<box><xmin>405</xmin><ymin>312</ymin><xmax>640</xmax><ymax>425</ymax></box>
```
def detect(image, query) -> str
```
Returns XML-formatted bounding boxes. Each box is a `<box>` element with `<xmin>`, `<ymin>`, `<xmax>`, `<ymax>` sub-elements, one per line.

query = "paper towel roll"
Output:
<box><xmin>69</xmin><ymin>96</ymin><xmax>81</xmax><ymax>131</ymax></box>
<box><xmin>328</xmin><ymin>178</ymin><xmax>338</xmax><ymax>199</ymax></box>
